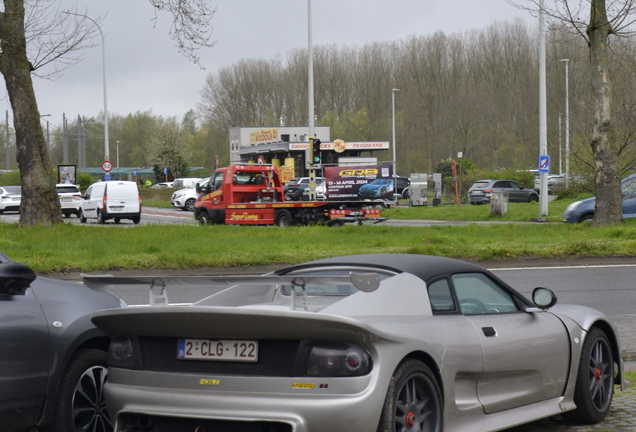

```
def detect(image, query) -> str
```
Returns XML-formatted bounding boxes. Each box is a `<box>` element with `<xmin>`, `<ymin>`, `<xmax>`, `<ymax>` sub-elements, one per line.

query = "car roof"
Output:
<box><xmin>277</xmin><ymin>253</ymin><xmax>488</xmax><ymax>283</ymax></box>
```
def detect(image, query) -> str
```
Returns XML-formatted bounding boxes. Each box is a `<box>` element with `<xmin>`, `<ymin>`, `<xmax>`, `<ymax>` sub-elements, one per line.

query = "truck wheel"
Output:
<box><xmin>276</xmin><ymin>210</ymin><xmax>292</xmax><ymax>227</ymax></box>
<box><xmin>198</xmin><ymin>210</ymin><xmax>211</xmax><ymax>225</ymax></box>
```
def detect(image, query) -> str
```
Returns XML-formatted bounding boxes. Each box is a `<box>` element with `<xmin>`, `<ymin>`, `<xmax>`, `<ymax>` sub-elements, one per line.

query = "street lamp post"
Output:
<box><xmin>392</xmin><ymin>88</ymin><xmax>400</xmax><ymax>205</ymax></box>
<box><xmin>40</xmin><ymin>114</ymin><xmax>51</xmax><ymax>149</ymax></box>
<box><xmin>116</xmin><ymin>140</ymin><xmax>120</xmax><ymax>168</ymax></box>
<box><xmin>560</xmin><ymin>58</ymin><xmax>570</xmax><ymax>188</ymax></box>
<box><xmin>63</xmin><ymin>12</ymin><xmax>109</xmax><ymax>162</ymax></box>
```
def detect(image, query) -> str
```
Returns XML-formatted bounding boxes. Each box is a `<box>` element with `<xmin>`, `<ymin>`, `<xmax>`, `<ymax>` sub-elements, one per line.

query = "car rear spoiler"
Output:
<box><xmin>81</xmin><ymin>273</ymin><xmax>381</xmax><ymax>310</ymax></box>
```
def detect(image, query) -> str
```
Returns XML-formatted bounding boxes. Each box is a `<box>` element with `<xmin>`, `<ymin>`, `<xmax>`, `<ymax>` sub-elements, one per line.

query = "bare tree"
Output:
<box><xmin>146</xmin><ymin>121</ymin><xmax>192</xmax><ymax>180</ymax></box>
<box><xmin>510</xmin><ymin>0</ymin><xmax>636</xmax><ymax>225</ymax></box>
<box><xmin>0</xmin><ymin>0</ymin><xmax>215</xmax><ymax>227</ymax></box>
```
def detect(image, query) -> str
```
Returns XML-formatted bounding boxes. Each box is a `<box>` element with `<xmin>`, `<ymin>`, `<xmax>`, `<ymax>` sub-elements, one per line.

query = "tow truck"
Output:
<box><xmin>194</xmin><ymin>164</ymin><xmax>387</xmax><ymax>226</ymax></box>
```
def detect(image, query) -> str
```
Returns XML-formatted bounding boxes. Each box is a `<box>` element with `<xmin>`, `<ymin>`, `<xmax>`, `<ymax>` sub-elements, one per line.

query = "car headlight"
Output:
<box><xmin>305</xmin><ymin>342</ymin><xmax>372</xmax><ymax>377</ymax></box>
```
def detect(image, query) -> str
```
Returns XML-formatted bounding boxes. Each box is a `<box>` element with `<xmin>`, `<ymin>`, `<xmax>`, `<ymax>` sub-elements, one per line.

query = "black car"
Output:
<box><xmin>395</xmin><ymin>176</ymin><xmax>411</xmax><ymax>199</ymax></box>
<box><xmin>0</xmin><ymin>252</ymin><xmax>124</xmax><ymax>432</ymax></box>
<box><xmin>284</xmin><ymin>177</ymin><xmax>325</xmax><ymax>201</ymax></box>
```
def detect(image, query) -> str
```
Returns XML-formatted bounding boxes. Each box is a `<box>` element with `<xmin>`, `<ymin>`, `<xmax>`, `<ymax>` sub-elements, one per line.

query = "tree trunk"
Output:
<box><xmin>0</xmin><ymin>0</ymin><xmax>63</xmax><ymax>226</ymax></box>
<box><xmin>587</xmin><ymin>0</ymin><xmax>623</xmax><ymax>225</ymax></box>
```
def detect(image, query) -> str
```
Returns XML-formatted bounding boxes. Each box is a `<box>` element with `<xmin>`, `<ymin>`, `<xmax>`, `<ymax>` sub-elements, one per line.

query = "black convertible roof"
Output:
<box><xmin>277</xmin><ymin>254</ymin><xmax>487</xmax><ymax>282</ymax></box>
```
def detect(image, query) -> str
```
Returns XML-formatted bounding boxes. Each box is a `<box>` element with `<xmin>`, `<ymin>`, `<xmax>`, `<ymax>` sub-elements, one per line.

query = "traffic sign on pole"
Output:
<box><xmin>102</xmin><ymin>160</ymin><xmax>113</xmax><ymax>172</ymax></box>
<box><xmin>538</xmin><ymin>155</ymin><xmax>550</xmax><ymax>173</ymax></box>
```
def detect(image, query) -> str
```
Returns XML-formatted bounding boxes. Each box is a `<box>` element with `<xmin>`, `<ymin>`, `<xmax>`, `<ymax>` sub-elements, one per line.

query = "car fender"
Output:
<box><xmin>549</xmin><ymin>305</ymin><xmax>627</xmax><ymax>391</ymax></box>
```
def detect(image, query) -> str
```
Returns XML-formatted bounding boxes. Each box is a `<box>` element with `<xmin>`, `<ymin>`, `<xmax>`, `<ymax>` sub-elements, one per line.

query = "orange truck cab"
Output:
<box><xmin>194</xmin><ymin>165</ymin><xmax>386</xmax><ymax>227</ymax></box>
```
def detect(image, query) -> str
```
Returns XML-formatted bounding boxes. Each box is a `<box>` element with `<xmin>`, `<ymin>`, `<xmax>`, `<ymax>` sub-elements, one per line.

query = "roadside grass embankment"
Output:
<box><xmin>2</xmin><ymin>203</ymin><xmax>636</xmax><ymax>273</ymax></box>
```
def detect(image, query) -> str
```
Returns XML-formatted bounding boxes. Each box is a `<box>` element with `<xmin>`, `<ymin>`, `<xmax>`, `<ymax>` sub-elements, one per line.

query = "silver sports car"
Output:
<box><xmin>84</xmin><ymin>254</ymin><xmax>628</xmax><ymax>432</ymax></box>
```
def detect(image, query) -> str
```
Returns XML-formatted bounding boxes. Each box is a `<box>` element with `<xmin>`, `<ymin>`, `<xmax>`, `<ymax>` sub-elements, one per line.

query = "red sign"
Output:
<box><xmin>102</xmin><ymin>160</ymin><xmax>113</xmax><ymax>172</ymax></box>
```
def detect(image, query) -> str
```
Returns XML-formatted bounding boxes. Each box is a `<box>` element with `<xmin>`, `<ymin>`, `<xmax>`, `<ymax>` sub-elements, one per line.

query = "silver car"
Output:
<box><xmin>85</xmin><ymin>254</ymin><xmax>627</xmax><ymax>432</ymax></box>
<box><xmin>469</xmin><ymin>179</ymin><xmax>539</xmax><ymax>204</ymax></box>
<box><xmin>0</xmin><ymin>185</ymin><xmax>21</xmax><ymax>213</ymax></box>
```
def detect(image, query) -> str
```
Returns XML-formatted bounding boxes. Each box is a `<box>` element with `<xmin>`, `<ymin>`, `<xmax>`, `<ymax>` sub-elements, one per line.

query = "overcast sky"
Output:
<box><xmin>0</xmin><ymin>0</ymin><xmax>537</xmax><ymax>129</ymax></box>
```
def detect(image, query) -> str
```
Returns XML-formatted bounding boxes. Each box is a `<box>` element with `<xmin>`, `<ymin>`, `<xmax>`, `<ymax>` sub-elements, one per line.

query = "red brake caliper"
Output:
<box><xmin>595</xmin><ymin>368</ymin><xmax>602</xmax><ymax>381</ymax></box>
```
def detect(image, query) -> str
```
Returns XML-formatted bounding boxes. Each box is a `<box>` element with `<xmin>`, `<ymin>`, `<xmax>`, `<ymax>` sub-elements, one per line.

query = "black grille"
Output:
<box><xmin>118</xmin><ymin>413</ymin><xmax>292</xmax><ymax>432</ymax></box>
<box><xmin>138</xmin><ymin>337</ymin><xmax>305</xmax><ymax>376</ymax></box>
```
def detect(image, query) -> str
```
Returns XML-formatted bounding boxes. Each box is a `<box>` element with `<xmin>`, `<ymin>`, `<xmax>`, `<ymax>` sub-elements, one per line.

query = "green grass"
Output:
<box><xmin>385</xmin><ymin>197</ymin><xmax>580</xmax><ymax>222</ymax></box>
<box><xmin>2</xmin><ymin>219</ymin><xmax>636</xmax><ymax>273</ymax></box>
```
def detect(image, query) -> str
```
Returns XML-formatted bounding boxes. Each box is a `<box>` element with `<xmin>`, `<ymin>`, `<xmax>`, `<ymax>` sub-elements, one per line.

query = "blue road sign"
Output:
<box><xmin>163</xmin><ymin>167</ymin><xmax>168</xmax><ymax>175</ymax></box>
<box><xmin>538</xmin><ymin>155</ymin><xmax>550</xmax><ymax>173</ymax></box>
<box><xmin>133</xmin><ymin>169</ymin><xmax>138</xmax><ymax>176</ymax></box>
<box><xmin>104</xmin><ymin>173</ymin><xmax>111</xmax><ymax>181</ymax></box>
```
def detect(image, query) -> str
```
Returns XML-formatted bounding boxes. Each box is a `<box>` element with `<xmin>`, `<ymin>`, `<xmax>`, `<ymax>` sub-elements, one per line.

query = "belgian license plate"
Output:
<box><xmin>61</xmin><ymin>198</ymin><xmax>72</xmax><ymax>202</ymax></box>
<box><xmin>110</xmin><ymin>206</ymin><xmax>124</xmax><ymax>211</ymax></box>
<box><xmin>177</xmin><ymin>339</ymin><xmax>258</xmax><ymax>362</ymax></box>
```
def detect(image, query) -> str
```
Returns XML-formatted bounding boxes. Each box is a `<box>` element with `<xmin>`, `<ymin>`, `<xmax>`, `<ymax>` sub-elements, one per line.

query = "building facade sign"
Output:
<box><xmin>250</xmin><ymin>128</ymin><xmax>279</xmax><ymax>144</ymax></box>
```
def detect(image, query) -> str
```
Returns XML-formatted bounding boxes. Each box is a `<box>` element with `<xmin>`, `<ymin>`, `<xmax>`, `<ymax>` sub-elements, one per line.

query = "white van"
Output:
<box><xmin>79</xmin><ymin>181</ymin><xmax>141</xmax><ymax>224</ymax></box>
<box><xmin>172</xmin><ymin>178</ymin><xmax>202</xmax><ymax>189</ymax></box>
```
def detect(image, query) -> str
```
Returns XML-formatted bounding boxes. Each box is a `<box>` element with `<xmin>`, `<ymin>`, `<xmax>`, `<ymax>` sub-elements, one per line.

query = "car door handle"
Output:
<box><xmin>482</xmin><ymin>327</ymin><xmax>497</xmax><ymax>337</ymax></box>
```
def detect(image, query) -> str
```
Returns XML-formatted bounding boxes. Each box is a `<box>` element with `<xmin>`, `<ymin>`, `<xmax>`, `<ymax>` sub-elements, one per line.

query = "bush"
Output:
<box><xmin>0</xmin><ymin>170</ymin><xmax>21</xmax><ymax>186</ymax></box>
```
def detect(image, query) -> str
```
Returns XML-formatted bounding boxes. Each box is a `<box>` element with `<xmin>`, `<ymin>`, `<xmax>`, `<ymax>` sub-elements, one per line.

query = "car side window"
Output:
<box><xmin>452</xmin><ymin>273</ymin><xmax>519</xmax><ymax>314</ymax></box>
<box><xmin>427</xmin><ymin>278</ymin><xmax>456</xmax><ymax>312</ymax></box>
<box><xmin>509</xmin><ymin>182</ymin><xmax>521</xmax><ymax>190</ymax></box>
<box><xmin>622</xmin><ymin>178</ymin><xmax>636</xmax><ymax>199</ymax></box>
<box><xmin>84</xmin><ymin>186</ymin><xmax>92</xmax><ymax>199</ymax></box>
<box><xmin>212</xmin><ymin>172</ymin><xmax>224</xmax><ymax>190</ymax></box>
<box><xmin>493</xmin><ymin>181</ymin><xmax>507</xmax><ymax>189</ymax></box>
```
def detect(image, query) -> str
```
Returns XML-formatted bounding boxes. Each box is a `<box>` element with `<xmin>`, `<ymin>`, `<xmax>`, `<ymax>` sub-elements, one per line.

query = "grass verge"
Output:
<box><xmin>2</xmin><ymin>220</ymin><xmax>636</xmax><ymax>273</ymax></box>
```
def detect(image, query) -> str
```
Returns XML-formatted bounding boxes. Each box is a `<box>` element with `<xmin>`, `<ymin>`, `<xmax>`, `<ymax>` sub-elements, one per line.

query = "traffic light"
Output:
<box><xmin>313</xmin><ymin>139</ymin><xmax>322</xmax><ymax>163</ymax></box>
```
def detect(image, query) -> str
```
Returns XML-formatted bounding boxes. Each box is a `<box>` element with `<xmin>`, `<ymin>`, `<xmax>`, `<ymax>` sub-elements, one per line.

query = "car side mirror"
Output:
<box><xmin>531</xmin><ymin>287</ymin><xmax>557</xmax><ymax>309</ymax></box>
<box><xmin>0</xmin><ymin>262</ymin><xmax>37</xmax><ymax>296</ymax></box>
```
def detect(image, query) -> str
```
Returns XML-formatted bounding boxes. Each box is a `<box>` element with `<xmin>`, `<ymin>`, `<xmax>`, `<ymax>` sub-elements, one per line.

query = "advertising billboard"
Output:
<box><xmin>324</xmin><ymin>164</ymin><xmax>394</xmax><ymax>201</ymax></box>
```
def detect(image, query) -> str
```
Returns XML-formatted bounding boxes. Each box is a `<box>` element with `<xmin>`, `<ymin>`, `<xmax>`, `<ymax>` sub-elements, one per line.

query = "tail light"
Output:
<box><xmin>139</xmin><ymin>193</ymin><xmax>142</xmax><ymax>207</ymax></box>
<box><xmin>103</xmin><ymin>192</ymin><xmax>107</xmax><ymax>209</ymax></box>
<box><xmin>305</xmin><ymin>342</ymin><xmax>372</xmax><ymax>377</ymax></box>
<box><xmin>109</xmin><ymin>336</ymin><xmax>137</xmax><ymax>369</ymax></box>
<box><xmin>483</xmin><ymin>189</ymin><xmax>493</xmax><ymax>193</ymax></box>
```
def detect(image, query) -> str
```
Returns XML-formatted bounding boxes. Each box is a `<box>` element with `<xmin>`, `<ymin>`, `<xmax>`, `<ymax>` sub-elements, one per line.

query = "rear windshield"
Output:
<box><xmin>57</xmin><ymin>186</ymin><xmax>80</xmax><ymax>194</ymax></box>
<box><xmin>2</xmin><ymin>186</ymin><xmax>21</xmax><ymax>194</ymax></box>
<box><xmin>470</xmin><ymin>182</ymin><xmax>489</xmax><ymax>189</ymax></box>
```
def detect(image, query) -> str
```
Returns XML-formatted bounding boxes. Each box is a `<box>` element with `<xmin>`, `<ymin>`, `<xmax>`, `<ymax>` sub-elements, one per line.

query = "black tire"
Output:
<box><xmin>184</xmin><ymin>198</ymin><xmax>196</xmax><ymax>211</ymax></box>
<box><xmin>64</xmin><ymin>213</ymin><xmax>70</xmax><ymax>218</ymax></box>
<box><xmin>198</xmin><ymin>210</ymin><xmax>211</xmax><ymax>225</ymax></box>
<box><xmin>132</xmin><ymin>215</ymin><xmax>141</xmax><ymax>224</ymax></box>
<box><xmin>563</xmin><ymin>327</ymin><xmax>614</xmax><ymax>424</ymax></box>
<box><xmin>528</xmin><ymin>194</ymin><xmax>539</xmax><ymax>203</ymax></box>
<box><xmin>114</xmin><ymin>218</ymin><xmax>121</xmax><ymax>224</ymax></box>
<box><xmin>580</xmin><ymin>214</ymin><xmax>594</xmax><ymax>223</ymax></box>
<box><xmin>377</xmin><ymin>359</ymin><xmax>443</xmax><ymax>432</ymax></box>
<box><xmin>44</xmin><ymin>349</ymin><xmax>112</xmax><ymax>432</ymax></box>
<box><xmin>97</xmin><ymin>210</ymin><xmax>106</xmax><ymax>224</ymax></box>
<box><xmin>276</xmin><ymin>209</ymin><xmax>292</xmax><ymax>227</ymax></box>
<box><xmin>79</xmin><ymin>210</ymin><xmax>87</xmax><ymax>224</ymax></box>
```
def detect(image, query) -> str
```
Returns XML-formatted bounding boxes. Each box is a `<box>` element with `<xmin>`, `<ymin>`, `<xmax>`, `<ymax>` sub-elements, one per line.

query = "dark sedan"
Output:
<box><xmin>468</xmin><ymin>179</ymin><xmax>539</xmax><ymax>204</ymax></box>
<box><xmin>0</xmin><ymin>252</ymin><xmax>124</xmax><ymax>432</ymax></box>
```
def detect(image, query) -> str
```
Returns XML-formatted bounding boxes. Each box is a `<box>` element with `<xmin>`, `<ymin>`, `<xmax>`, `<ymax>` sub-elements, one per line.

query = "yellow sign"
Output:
<box><xmin>291</xmin><ymin>383</ymin><xmax>316</xmax><ymax>389</ymax></box>
<box><xmin>250</xmin><ymin>128</ymin><xmax>278</xmax><ymax>144</ymax></box>
<box><xmin>333</xmin><ymin>139</ymin><xmax>346</xmax><ymax>153</ymax></box>
<box><xmin>199</xmin><ymin>379</ymin><xmax>220</xmax><ymax>386</ymax></box>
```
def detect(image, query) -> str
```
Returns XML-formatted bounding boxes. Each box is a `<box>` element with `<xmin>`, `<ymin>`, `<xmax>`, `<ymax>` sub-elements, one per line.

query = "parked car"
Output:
<box><xmin>0</xmin><ymin>185</ymin><xmax>21</xmax><ymax>213</ymax></box>
<box><xmin>0</xmin><ymin>251</ymin><xmax>124</xmax><ymax>432</ymax></box>
<box><xmin>172</xmin><ymin>178</ymin><xmax>202</xmax><ymax>189</ymax></box>
<box><xmin>150</xmin><ymin>182</ymin><xmax>174</xmax><ymax>189</ymax></box>
<box><xmin>395</xmin><ymin>176</ymin><xmax>411</xmax><ymax>199</ymax></box>
<box><xmin>468</xmin><ymin>179</ymin><xmax>539</xmax><ymax>204</ymax></box>
<box><xmin>171</xmin><ymin>177</ymin><xmax>210</xmax><ymax>211</ymax></box>
<box><xmin>548</xmin><ymin>174</ymin><xmax>566</xmax><ymax>194</ymax></box>
<box><xmin>563</xmin><ymin>173</ymin><xmax>636</xmax><ymax>223</ymax></box>
<box><xmin>86</xmin><ymin>253</ymin><xmax>627</xmax><ymax>432</ymax></box>
<box><xmin>358</xmin><ymin>178</ymin><xmax>395</xmax><ymax>199</ymax></box>
<box><xmin>284</xmin><ymin>177</ymin><xmax>325</xmax><ymax>201</ymax></box>
<box><xmin>79</xmin><ymin>181</ymin><xmax>142</xmax><ymax>224</ymax></box>
<box><xmin>56</xmin><ymin>183</ymin><xmax>82</xmax><ymax>217</ymax></box>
